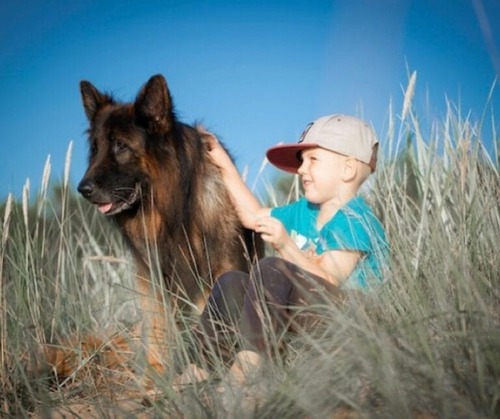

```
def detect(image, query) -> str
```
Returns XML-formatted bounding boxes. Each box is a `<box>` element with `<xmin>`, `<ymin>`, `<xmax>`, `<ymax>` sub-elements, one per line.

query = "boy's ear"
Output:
<box><xmin>341</xmin><ymin>157</ymin><xmax>358</xmax><ymax>182</ymax></box>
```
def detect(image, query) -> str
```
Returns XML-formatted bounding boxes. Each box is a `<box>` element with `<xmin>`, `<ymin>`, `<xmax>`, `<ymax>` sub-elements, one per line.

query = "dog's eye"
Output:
<box><xmin>90</xmin><ymin>140</ymin><xmax>98</xmax><ymax>156</ymax></box>
<box><xmin>113</xmin><ymin>140</ymin><xmax>127</xmax><ymax>154</ymax></box>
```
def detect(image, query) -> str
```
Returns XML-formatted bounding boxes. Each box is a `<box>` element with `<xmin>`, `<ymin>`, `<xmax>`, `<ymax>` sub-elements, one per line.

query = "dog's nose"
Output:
<box><xmin>78</xmin><ymin>179</ymin><xmax>95</xmax><ymax>198</ymax></box>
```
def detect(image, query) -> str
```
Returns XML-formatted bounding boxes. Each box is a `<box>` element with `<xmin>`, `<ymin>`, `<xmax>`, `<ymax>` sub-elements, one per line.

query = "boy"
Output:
<box><xmin>181</xmin><ymin>115</ymin><xmax>388</xmax><ymax>402</ymax></box>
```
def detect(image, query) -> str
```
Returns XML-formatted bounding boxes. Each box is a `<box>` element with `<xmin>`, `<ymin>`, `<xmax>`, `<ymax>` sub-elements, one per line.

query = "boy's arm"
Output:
<box><xmin>202</xmin><ymin>131</ymin><xmax>270</xmax><ymax>229</ymax></box>
<box><xmin>256</xmin><ymin>216</ymin><xmax>361</xmax><ymax>286</ymax></box>
<box><xmin>281</xmin><ymin>241</ymin><xmax>361</xmax><ymax>286</ymax></box>
<box><xmin>279</xmin><ymin>239</ymin><xmax>361</xmax><ymax>286</ymax></box>
<box><xmin>312</xmin><ymin>249</ymin><xmax>362</xmax><ymax>285</ymax></box>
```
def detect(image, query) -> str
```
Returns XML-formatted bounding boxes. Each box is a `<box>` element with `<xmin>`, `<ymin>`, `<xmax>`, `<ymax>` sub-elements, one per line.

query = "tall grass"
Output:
<box><xmin>1</xmin><ymin>80</ymin><xmax>499</xmax><ymax>417</ymax></box>
<box><xmin>0</xmin><ymin>145</ymin><xmax>141</xmax><ymax>415</ymax></box>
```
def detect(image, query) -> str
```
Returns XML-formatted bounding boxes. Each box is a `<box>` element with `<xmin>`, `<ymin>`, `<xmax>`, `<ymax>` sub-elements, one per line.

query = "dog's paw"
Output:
<box><xmin>42</xmin><ymin>334</ymin><xmax>133</xmax><ymax>380</ymax></box>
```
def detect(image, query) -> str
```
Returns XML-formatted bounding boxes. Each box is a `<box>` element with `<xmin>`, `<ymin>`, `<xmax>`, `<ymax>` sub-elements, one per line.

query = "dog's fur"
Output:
<box><xmin>76</xmin><ymin>74</ymin><xmax>259</xmax><ymax>371</ymax></box>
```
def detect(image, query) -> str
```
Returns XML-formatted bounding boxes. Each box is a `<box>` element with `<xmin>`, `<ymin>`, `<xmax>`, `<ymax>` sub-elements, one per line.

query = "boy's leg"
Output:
<box><xmin>239</xmin><ymin>256</ymin><xmax>344</xmax><ymax>354</ymax></box>
<box><xmin>196</xmin><ymin>270</ymin><xmax>249</xmax><ymax>364</ymax></box>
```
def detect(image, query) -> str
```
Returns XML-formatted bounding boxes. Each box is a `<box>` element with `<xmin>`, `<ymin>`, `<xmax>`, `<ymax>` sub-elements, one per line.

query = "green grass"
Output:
<box><xmin>1</xmin><ymin>82</ymin><xmax>499</xmax><ymax>417</ymax></box>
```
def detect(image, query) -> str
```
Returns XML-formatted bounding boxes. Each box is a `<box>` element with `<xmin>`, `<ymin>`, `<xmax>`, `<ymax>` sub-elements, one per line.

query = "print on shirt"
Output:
<box><xmin>290</xmin><ymin>230</ymin><xmax>317</xmax><ymax>252</ymax></box>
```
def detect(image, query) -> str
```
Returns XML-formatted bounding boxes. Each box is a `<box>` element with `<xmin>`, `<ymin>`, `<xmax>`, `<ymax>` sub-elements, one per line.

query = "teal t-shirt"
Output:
<box><xmin>270</xmin><ymin>196</ymin><xmax>389</xmax><ymax>290</ymax></box>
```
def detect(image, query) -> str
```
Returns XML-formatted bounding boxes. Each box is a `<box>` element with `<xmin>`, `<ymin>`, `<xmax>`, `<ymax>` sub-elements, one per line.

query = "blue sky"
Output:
<box><xmin>1</xmin><ymin>0</ymin><xmax>499</xmax><ymax>200</ymax></box>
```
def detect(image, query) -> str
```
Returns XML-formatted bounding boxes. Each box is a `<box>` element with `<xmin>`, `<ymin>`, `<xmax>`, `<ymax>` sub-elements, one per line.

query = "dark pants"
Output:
<box><xmin>196</xmin><ymin>257</ymin><xmax>344</xmax><ymax>362</ymax></box>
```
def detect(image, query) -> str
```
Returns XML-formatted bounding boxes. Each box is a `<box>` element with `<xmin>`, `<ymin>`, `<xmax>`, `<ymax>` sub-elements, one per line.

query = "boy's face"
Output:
<box><xmin>297</xmin><ymin>147</ymin><xmax>345</xmax><ymax>204</ymax></box>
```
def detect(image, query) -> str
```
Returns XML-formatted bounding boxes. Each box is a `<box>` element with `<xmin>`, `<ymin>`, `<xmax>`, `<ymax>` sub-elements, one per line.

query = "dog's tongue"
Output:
<box><xmin>97</xmin><ymin>203</ymin><xmax>113</xmax><ymax>214</ymax></box>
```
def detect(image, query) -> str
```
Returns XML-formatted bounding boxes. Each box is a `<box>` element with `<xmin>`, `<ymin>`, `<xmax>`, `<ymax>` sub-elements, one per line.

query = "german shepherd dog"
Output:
<box><xmin>76</xmin><ymin>74</ymin><xmax>258</xmax><ymax>373</ymax></box>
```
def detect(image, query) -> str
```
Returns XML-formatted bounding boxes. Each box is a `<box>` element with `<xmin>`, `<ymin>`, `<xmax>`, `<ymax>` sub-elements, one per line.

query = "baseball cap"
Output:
<box><xmin>266</xmin><ymin>114</ymin><xmax>379</xmax><ymax>173</ymax></box>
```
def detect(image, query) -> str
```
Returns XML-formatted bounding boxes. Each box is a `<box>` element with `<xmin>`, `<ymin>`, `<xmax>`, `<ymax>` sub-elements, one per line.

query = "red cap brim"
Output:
<box><xmin>266</xmin><ymin>143</ymin><xmax>318</xmax><ymax>173</ymax></box>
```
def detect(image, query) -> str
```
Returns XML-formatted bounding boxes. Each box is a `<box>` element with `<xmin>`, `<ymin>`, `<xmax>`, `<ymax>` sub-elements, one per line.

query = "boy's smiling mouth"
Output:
<box><xmin>302</xmin><ymin>178</ymin><xmax>313</xmax><ymax>188</ymax></box>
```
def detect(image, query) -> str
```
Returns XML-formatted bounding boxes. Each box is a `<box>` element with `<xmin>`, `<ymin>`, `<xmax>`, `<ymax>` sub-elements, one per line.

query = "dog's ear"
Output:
<box><xmin>80</xmin><ymin>81</ymin><xmax>113</xmax><ymax>122</ymax></box>
<box><xmin>134</xmin><ymin>74</ymin><xmax>174</xmax><ymax>133</ymax></box>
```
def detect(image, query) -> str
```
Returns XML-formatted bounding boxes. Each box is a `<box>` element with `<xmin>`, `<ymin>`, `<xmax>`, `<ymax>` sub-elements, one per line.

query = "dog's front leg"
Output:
<box><xmin>136</xmin><ymin>274</ymin><xmax>170</xmax><ymax>376</ymax></box>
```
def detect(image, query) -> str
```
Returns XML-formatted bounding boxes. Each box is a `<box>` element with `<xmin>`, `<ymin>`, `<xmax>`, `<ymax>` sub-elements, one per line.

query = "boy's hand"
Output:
<box><xmin>199</xmin><ymin>129</ymin><xmax>233</xmax><ymax>171</ymax></box>
<box><xmin>255</xmin><ymin>216</ymin><xmax>291</xmax><ymax>251</ymax></box>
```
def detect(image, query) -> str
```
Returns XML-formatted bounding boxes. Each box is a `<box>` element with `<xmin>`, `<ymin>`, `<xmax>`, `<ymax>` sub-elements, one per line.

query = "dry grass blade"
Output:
<box><xmin>0</xmin><ymin>194</ymin><xmax>13</xmax><ymax>384</ymax></box>
<box><xmin>402</xmin><ymin>70</ymin><xmax>417</xmax><ymax>121</ymax></box>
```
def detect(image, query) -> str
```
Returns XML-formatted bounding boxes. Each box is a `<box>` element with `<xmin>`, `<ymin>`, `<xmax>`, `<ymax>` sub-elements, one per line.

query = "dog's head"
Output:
<box><xmin>77</xmin><ymin>75</ymin><xmax>175</xmax><ymax>216</ymax></box>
